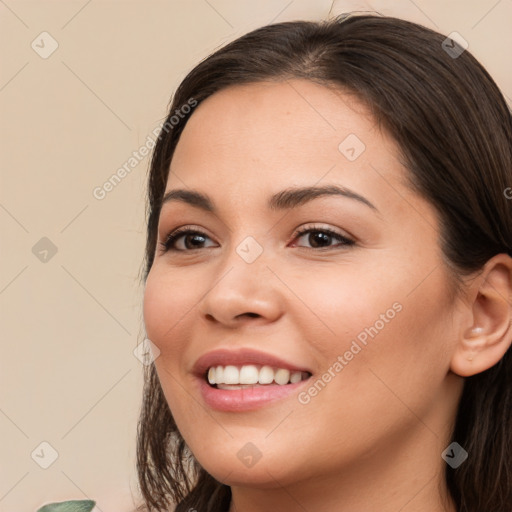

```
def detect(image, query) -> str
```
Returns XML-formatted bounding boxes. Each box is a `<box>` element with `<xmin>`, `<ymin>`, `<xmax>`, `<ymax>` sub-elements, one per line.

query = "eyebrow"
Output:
<box><xmin>161</xmin><ymin>185</ymin><xmax>378</xmax><ymax>213</ymax></box>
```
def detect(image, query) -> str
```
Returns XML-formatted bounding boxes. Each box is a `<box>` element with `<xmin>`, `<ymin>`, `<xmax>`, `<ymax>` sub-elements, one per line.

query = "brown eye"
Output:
<box><xmin>292</xmin><ymin>227</ymin><xmax>355</xmax><ymax>250</ymax></box>
<box><xmin>161</xmin><ymin>228</ymin><xmax>216</xmax><ymax>252</ymax></box>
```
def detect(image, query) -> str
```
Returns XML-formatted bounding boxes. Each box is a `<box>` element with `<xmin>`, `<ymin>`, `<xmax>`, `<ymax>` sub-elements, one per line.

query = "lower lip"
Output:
<box><xmin>198</xmin><ymin>377</ymin><xmax>310</xmax><ymax>412</ymax></box>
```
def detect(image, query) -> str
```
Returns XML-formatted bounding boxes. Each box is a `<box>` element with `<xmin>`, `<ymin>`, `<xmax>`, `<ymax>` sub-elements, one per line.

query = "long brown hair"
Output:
<box><xmin>136</xmin><ymin>14</ymin><xmax>512</xmax><ymax>512</ymax></box>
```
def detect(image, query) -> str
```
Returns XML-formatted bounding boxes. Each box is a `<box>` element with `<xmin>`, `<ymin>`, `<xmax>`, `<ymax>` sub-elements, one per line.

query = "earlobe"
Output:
<box><xmin>450</xmin><ymin>254</ymin><xmax>512</xmax><ymax>378</ymax></box>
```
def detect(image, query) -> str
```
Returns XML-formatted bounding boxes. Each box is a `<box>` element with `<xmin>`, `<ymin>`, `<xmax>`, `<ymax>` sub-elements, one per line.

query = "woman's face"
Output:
<box><xmin>143</xmin><ymin>80</ymin><xmax>465</xmax><ymax>491</ymax></box>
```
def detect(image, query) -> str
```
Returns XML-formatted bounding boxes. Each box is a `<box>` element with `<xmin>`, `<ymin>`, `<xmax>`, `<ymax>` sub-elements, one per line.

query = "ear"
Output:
<box><xmin>450</xmin><ymin>253</ymin><xmax>512</xmax><ymax>377</ymax></box>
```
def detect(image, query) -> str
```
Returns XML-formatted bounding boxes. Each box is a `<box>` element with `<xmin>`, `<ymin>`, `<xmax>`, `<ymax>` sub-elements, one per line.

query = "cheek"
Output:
<box><xmin>338</xmin><ymin>267</ymin><xmax>456</xmax><ymax>414</ymax></box>
<box><xmin>288</xmin><ymin>270</ymin><xmax>454</xmax><ymax>451</ymax></box>
<box><xmin>297</xmin><ymin>261</ymin><xmax>454</xmax><ymax>385</ymax></box>
<box><xmin>143</xmin><ymin>266</ymin><xmax>197</xmax><ymax>354</ymax></box>
<box><xmin>288</xmin><ymin>268</ymin><xmax>404</xmax><ymax>361</ymax></box>
<box><xmin>143</xmin><ymin>268</ymin><xmax>198</xmax><ymax>419</ymax></box>
<box><xmin>143</xmin><ymin>270</ymin><xmax>169</xmax><ymax>349</ymax></box>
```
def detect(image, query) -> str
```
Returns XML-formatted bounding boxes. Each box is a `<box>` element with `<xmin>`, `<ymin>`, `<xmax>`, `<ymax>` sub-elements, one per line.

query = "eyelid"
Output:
<box><xmin>291</xmin><ymin>224</ymin><xmax>355</xmax><ymax>249</ymax></box>
<box><xmin>160</xmin><ymin>222</ymin><xmax>355</xmax><ymax>253</ymax></box>
<box><xmin>159</xmin><ymin>224</ymin><xmax>216</xmax><ymax>252</ymax></box>
<box><xmin>292</xmin><ymin>223</ymin><xmax>354</xmax><ymax>241</ymax></box>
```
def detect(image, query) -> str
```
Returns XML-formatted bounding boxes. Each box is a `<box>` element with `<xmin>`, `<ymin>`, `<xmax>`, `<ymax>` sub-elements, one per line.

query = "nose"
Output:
<box><xmin>198</xmin><ymin>247</ymin><xmax>285</xmax><ymax>328</ymax></box>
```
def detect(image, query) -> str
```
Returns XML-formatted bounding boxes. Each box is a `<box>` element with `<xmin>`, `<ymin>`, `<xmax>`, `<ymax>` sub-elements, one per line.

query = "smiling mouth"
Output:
<box><xmin>206</xmin><ymin>364</ymin><xmax>312</xmax><ymax>389</ymax></box>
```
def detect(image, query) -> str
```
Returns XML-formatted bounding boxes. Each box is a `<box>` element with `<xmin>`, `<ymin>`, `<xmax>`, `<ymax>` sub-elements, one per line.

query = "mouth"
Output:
<box><xmin>193</xmin><ymin>348</ymin><xmax>313</xmax><ymax>411</ymax></box>
<box><xmin>206</xmin><ymin>364</ymin><xmax>311</xmax><ymax>389</ymax></box>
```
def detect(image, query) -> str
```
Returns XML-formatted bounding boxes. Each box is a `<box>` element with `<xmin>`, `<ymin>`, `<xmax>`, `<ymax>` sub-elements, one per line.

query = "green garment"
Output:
<box><xmin>36</xmin><ymin>500</ymin><xmax>96</xmax><ymax>512</ymax></box>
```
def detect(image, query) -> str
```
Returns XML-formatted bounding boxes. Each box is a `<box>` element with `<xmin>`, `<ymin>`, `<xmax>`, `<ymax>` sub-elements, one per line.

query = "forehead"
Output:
<box><xmin>174</xmin><ymin>80</ymin><xmax>382</xmax><ymax>161</ymax></box>
<box><xmin>166</xmin><ymin>80</ymin><xmax>414</xmax><ymax>217</ymax></box>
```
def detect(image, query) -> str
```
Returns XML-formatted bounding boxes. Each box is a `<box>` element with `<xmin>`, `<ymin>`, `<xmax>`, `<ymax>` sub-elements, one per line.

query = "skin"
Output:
<box><xmin>143</xmin><ymin>79</ymin><xmax>512</xmax><ymax>512</ymax></box>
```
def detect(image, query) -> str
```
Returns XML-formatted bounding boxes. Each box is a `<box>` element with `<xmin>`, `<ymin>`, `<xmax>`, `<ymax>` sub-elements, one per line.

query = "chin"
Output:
<box><xmin>189</xmin><ymin>444</ymin><xmax>302</xmax><ymax>488</ymax></box>
<box><xmin>205</xmin><ymin>461</ymin><xmax>295</xmax><ymax>489</ymax></box>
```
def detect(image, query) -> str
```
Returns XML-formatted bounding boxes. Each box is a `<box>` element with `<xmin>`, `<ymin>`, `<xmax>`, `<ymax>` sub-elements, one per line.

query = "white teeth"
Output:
<box><xmin>206</xmin><ymin>364</ymin><xmax>309</xmax><ymax>386</ymax></box>
<box><xmin>258</xmin><ymin>365</ymin><xmax>274</xmax><ymax>384</ymax></box>
<box><xmin>274</xmin><ymin>368</ymin><xmax>290</xmax><ymax>385</ymax></box>
<box><xmin>290</xmin><ymin>371</ymin><xmax>302</xmax><ymax>384</ymax></box>
<box><xmin>215</xmin><ymin>366</ymin><xmax>224</xmax><ymax>384</ymax></box>
<box><xmin>217</xmin><ymin>384</ymin><xmax>252</xmax><ymax>390</ymax></box>
<box><xmin>223</xmin><ymin>365</ymin><xmax>239</xmax><ymax>384</ymax></box>
<box><xmin>239</xmin><ymin>365</ymin><xmax>259</xmax><ymax>384</ymax></box>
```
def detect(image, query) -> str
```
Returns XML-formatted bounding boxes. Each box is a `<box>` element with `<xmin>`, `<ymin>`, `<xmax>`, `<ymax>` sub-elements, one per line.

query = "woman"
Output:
<box><xmin>137</xmin><ymin>13</ymin><xmax>512</xmax><ymax>512</ymax></box>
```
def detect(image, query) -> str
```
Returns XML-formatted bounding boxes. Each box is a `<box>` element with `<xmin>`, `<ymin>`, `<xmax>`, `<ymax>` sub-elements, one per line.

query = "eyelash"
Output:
<box><xmin>160</xmin><ymin>224</ymin><xmax>355</xmax><ymax>253</ymax></box>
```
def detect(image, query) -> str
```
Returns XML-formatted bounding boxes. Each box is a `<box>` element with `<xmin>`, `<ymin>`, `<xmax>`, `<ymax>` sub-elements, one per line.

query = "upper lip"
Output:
<box><xmin>193</xmin><ymin>348</ymin><xmax>312</xmax><ymax>378</ymax></box>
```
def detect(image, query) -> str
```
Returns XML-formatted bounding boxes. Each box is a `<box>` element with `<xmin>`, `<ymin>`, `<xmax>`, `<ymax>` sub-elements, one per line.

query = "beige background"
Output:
<box><xmin>1</xmin><ymin>1</ymin><xmax>510</xmax><ymax>511</ymax></box>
